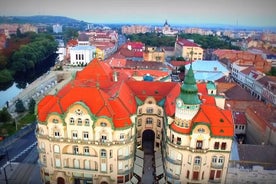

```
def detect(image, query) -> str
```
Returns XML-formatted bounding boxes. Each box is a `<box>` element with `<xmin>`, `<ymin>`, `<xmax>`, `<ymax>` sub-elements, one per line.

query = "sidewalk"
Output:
<box><xmin>0</xmin><ymin>162</ymin><xmax>42</xmax><ymax>184</ymax></box>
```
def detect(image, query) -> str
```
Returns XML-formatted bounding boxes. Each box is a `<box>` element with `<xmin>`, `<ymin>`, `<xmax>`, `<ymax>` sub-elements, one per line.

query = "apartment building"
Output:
<box><xmin>175</xmin><ymin>38</ymin><xmax>203</xmax><ymax>61</ymax></box>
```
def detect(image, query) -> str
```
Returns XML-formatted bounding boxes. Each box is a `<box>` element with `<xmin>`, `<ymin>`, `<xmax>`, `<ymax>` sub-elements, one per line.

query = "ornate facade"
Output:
<box><xmin>36</xmin><ymin>59</ymin><xmax>234</xmax><ymax>184</ymax></box>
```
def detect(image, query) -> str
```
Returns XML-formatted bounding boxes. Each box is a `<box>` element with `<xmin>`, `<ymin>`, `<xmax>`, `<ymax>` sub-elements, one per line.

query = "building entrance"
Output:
<box><xmin>142</xmin><ymin>129</ymin><xmax>155</xmax><ymax>154</ymax></box>
<box><xmin>141</xmin><ymin>129</ymin><xmax>155</xmax><ymax>183</ymax></box>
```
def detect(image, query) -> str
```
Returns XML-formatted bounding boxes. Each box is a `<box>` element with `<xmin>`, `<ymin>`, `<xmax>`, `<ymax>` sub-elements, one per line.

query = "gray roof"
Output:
<box><xmin>237</xmin><ymin>144</ymin><xmax>276</xmax><ymax>169</ymax></box>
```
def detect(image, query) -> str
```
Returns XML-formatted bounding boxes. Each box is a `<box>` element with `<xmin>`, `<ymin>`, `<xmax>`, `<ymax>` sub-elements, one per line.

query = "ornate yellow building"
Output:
<box><xmin>36</xmin><ymin>59</ymin><xmax>234</xmax><ymax>184</ymax></box>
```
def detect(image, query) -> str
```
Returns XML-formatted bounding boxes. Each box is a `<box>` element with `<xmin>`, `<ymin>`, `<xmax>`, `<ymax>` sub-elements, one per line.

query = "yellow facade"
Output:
<box><xmin>143</xmin><ymin>47</ymin><xmax>165</xmax><ymax>62</ymax></box>
<box><xmin>175</xmin><ymin>41</ymin><xmax>204</xmax><ymax>61</ymax></box>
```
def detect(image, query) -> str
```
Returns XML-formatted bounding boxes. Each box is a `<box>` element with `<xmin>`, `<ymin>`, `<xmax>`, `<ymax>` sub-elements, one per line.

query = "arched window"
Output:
<box><xmin>84</xmin><ymin>160</ymin><xmax>90</xmax><ymax>169</ymax></box>
<box><xmin>78</xmin><ymin>118</ymin><xmax>82</xmax><ymax>125</ymax></box>
<box><xmin>70</xmin><ymin>117</ymin><xmax>74</xmax><ymax>124</ymax></box>
<box><xmin>146</xmin><ymin>117</ymin><xmax>153</xmax><ymax>124</ymax></box>
<box><xmin>212</xmin><ymin>156</ymin><xmax>217</xmax><ymax>163</ymax></box>
<box><xmin>218</xmin><ymin>156</ymin><xmax>224</xmax><ymax>164</ymax></box>
<box><xmin>101</xmin><ymin>149</ymin><xmax>107</xmax><ymax>157</ymax></box>
<box><xmin>74</xmin><ymin>159</ymin><xmax>79</xmax><ymax>168</ymax></box>
<box><xmin>194</xmin><ymin>156</ymin><xmax>201</xmax><ymax>165</ymax></box>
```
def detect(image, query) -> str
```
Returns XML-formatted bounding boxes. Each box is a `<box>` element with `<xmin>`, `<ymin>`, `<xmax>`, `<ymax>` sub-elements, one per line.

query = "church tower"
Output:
<box><xmin>175</xmin><ymin>65</ymin><xmax>201</xmax><ymax>128</ymax></box>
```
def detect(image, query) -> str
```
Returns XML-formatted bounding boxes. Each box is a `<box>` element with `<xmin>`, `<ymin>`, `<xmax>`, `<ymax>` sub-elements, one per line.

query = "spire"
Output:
<box><xmin>179</xmin><ymin>65</ymin><xmax>201</xmax><ymax>105</ymax></box>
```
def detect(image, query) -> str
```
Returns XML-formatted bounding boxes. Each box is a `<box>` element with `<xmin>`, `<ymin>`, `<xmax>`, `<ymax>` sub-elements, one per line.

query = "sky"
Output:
<box><xmin>1</xmin><ymin>0</ymin><xmax>276</xmax><ymax>27</ymax></box>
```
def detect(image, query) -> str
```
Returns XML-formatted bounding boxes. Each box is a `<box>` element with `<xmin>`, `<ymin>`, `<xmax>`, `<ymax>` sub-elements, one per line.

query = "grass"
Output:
<box><xmin>0</xmin><ymin>113</ymin><xmax>36</xmax><ymax>137</ymax></box>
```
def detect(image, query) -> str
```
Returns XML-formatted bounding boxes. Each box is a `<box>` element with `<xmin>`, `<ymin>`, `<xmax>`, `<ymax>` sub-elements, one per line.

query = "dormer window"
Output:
<box><xmin>85</xmin><ymin>119</ymin><xmax>90</xmax><ymax>126</ymax></box>
<box><xmin>77</xmin><ymin>118</ymin><xmax>82</xmax><ymax>125</ymax></box>
<box><xmin>70</xmin><ymin>117</ymin><xmax>74</xmax><ymax>125</ymax></box>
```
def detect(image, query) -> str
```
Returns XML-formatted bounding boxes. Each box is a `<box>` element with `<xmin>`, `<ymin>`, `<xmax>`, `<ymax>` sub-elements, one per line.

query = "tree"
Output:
<box><xmin>0</xmin><ymin>107</ymin><xmax>12</xmax><ymax>122</ymax></box>
<box><xmin>28</xmin><ymin>98</ymin><xmax>36</xmax><ymax>114</ymax></box>
<box><xmin>15</xmin><ymin>99</ymin><xmax>25</xmax><ymax>113</ymax></box>
<box><xmin>0</xmin><ymin>54</ymin><xmax>8</xmax><ymax>69</ymax></box>
<box><xmin>0</xmin><ymin>69</ymin><xmax>13</xmax><ymax>83</ymax></box>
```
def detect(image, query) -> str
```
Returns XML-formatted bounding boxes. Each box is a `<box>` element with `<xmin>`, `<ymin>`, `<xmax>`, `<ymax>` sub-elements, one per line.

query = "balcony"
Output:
<box><xmin>117</xmin><ymin>168</ymin><xmax>132</xmax><ymax>175</ymax></box>
<box><xmin>117</xmin><ymin>153</ymin><xmax>134</xmax><ymax>160</ymax></box>
<box><xmin>211</xmin><ymin>163</ymin><xmax>224</xmax><ymax>169</ymax></box>
<box><xmin>38</xmin><ymin>135</ymin><xmax>134</xmax><ymax>145</ymax></box>
<box><xmin>165</xmin><ymin>156</ymin><xmax>182</xmax><ymax>165</ymax></box>
<box><xmin>63</xmin><ymin>166</ymin><xmax>98</xmax><ymax>173</ymax></box>
<box><xmin>165</xmin><ymin>170</ymin><xmax>180</xmax><ymax>180</ymax></box>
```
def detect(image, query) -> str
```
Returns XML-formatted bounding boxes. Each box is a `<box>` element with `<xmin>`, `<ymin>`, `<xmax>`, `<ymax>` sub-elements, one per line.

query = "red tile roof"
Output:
<box><xmin>171</xmin><ymin>104</ymin><xmax>234</xmax><ymax>137</ymax></box>
<box><xmin>37</xmin><ymin>58</ymin><xmax>234</xmax><ymax>136</ymax></box>
<box><xmin>176</xmin><ymin>38</ymin><xmax>200</xmax><ymax>47</ymax></box>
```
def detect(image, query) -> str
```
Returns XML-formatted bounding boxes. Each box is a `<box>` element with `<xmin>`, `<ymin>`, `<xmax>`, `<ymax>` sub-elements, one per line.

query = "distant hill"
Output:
<box><xmin>0</xmin><ymin>15</ymin><xmax>86</xmax><ymax>25</ymax></box>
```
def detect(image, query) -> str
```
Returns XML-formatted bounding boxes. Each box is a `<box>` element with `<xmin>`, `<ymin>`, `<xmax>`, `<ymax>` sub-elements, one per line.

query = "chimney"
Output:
<box><xmin>113</xmin><ymin>71</ymin><xmax>118</xmax><ymax>82</ymax></box>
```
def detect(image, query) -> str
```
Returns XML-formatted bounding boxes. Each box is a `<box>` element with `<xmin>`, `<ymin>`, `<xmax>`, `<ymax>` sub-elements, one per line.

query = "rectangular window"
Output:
<box><xmin>55</xmin><ymin>158</ymin><xmax>61</xmax><ymax>167</ymax></box>
<box><xmin>214</xmin><ymin>142</ymin><xmax>219</xmax><ymax>149</ymax></box>
<box><xmin>83</xmin><ymin>132</ymin><xmax>89</xmax><ymax>140</ymax></box>
<box><xmin>221</xmin><ymin>142</ymin><xmax>226</xmax><ymax>150</ymax></box>
<box><xmin>186</xmin><ymin>170</ymin><xmax>190</xmax><ymax>179</ymax></box>
<box><xmin>101</xmin><ymin>161</ymin><xmax>107</xmax><ymax>172</ymax></box>
<box><xmin>70</xmin><ymin>117</ymin><xmax>74</xmax><ymax>125</ymax></box>
<box><xmin>146</xmin><ymin>108</ymin><xmax>153</xmax><ymax>114</ymax></box>
<box><xmin>85</xmin><ymin>119</ymin><xmax>90</xmax><ymax>126</ymax></box>
<box><xmin>54</xmin><ymin>131</ymin><xmax>60</xmax><ymax>138</ymax></box>
<box><xmin>73</xmin><ymin>146</ymin><xmax>79</xmax><ymax>154</ymax></box>
<box><xmin>196</xmin><ymin>140</ymin><xmax>203</xmax><ymax>149</ymax></box>
<box><xmin>101</xmin><ymin>135</ymin><xmax>107</xmax><ymax>142</ymax></box>
<box><xmin>120</xmin><ymin>133</ymin><xmax>124</xmax><ymax>140</ymax></box>
<box><xmin>146</xmin><ymin>117</ymin><xmax>153</xmax><ymax>124</ymax></box>
<box><xmin>84</xmin><ymin>147</ymin><xmax>89</xmax><ymax>155</ymax></box>
<box><xmin>138</xmin><ymin>119</ymin><xmax>142</xmax><ymax>126</ymax></box>
<box><xmin>110</xmin><ymin>150</ymin><xmax>113</xmax><ymax>158</ymax></box>
<box><xmin>157</xmin><ymin>119</ymin><xmax>161</xmax><ymax>127</ymax></box>
<box><xmin>177</xmin><ymin>137</ymin><xmax>181</xmax><ymax>145</ymax></box>
<box><xmin>72</xmin><ymin>132</ymin><xmax>78</xmax><ymax>139</ymax></box>
<box><xmin>78</xmin><ymin>118</ymin><xmax>82</xmax><ymax>125</ymax></box>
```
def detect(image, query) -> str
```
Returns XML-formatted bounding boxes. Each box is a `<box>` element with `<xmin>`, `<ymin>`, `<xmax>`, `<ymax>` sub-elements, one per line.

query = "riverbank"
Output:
<box><xmin>6</xmin><ymin>69</ymin><xmax>73</xmax><ymax>120</ymax></box>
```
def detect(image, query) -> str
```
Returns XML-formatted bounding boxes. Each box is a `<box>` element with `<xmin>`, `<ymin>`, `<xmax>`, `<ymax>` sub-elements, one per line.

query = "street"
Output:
<box><xmin>0</xmin><ymin>124</ymin><xmax>40</xmax><ymax>184</ymax></box>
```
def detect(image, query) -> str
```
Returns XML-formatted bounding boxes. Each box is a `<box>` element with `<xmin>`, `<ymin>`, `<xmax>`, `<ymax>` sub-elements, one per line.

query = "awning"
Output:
<box><xmin>155</xmin><ymin>157</ymin><xmax>162</xmax><ymax>167</ymax></box>
<box><xmin>156</xmin><ymin>165</ymin><xmax>164</xmax><ymax>177</ymax></box>
<box><xmin>131</xmin><ymin>176</ymin><xmax>139</xmax><ymax>184</ymax></box>
<box><xmin>133</xmin><ymin>164</ymin><xmax>143</xmax><ymax>177</ymax></box>
<box><xmin>136</xmin><ymin>149</ymin><xmax>144</xmax><ymax>158</ymax></box>
<box><xmin>135</xmin><ymin>156</ymin><xmax>144</xmax><ymax>167</ymax></box>
<box><xmin>158</xmin><ymin>177</ymin><xmax>166</xmax><ymax>184</ymax></box>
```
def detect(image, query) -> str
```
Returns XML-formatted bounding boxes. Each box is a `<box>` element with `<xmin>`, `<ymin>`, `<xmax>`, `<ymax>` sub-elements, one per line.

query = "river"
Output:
<box><xmin>0</xmin><ymin>54</ymin><xmax>57</xmax><ymax>109</ymax></box>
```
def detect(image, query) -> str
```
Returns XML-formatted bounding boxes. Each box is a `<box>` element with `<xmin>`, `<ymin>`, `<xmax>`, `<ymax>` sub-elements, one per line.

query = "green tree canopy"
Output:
<box><xmin>0</xmin><ymin>107</ymin><xmax>12</xmax><ymax>122</ymax></box>
<box><xmin>15</xmin><ymin>99</ymin><xmax>26</xmax><ymax>113</ymax></box>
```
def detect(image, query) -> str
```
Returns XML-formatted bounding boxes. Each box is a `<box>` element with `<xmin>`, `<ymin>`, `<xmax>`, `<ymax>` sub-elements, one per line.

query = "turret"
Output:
<box><xmin>175</xmin><ymin>65</ymin><xmax>201</xmax><ymax>128</ymax></box>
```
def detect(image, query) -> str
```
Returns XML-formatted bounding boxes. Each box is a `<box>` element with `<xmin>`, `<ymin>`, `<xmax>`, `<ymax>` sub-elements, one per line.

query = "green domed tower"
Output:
<box><xmin>175</xmin><ymin>65</ymin><xmax>201</xmax><ymax>128</ymax></box>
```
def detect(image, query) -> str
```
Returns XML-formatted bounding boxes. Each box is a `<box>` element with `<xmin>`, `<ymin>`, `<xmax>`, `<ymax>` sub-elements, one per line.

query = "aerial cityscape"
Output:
<box><xmin>0</xmin><ymin>1</ymin><xmax>276</xmax><ymax>184</ymax></box>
